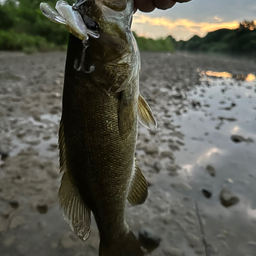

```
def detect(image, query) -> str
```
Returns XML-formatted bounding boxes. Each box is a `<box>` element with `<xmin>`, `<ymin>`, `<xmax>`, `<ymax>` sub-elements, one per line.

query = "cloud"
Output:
<box><xmin>132</xmin><ymin>14</ymin><xmax>246</xmax><ymax>40</ymax></box>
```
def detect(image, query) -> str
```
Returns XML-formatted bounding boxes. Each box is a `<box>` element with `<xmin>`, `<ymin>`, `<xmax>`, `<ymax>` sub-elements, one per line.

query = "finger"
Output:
<box><xmin>135</xmin><ymin>0</ymin><xmax>155</xmax><ymax>12</ymax></box>
<box><xmin>176</xmin><ymin>0</ymin><xmax>191</xmax><ymax>3</ymax></box>
<box><xmin>153</xmin><ymin>0</ymin><xmax>176</xmax><ymax>10</ymax></box>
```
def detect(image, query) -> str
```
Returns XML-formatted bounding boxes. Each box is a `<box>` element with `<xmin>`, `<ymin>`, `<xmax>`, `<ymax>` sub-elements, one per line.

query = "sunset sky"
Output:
<box><xmin>132</xmin><ymin>0</ymin><xmax>256</xmax><ymax>40</ymax></box>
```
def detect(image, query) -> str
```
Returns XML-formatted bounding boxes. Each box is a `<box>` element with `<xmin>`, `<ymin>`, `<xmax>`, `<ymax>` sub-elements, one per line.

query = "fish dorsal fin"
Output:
<box><xmin>58</xmin><ymin>120</ymin><xmax>91</xmax><ymax>241</ymax></box>
<box><xmin>59</xmin><ymin>171</ymin><xmax>91</xmax><ymax>241</ymax></box>
<box><xmin>127</xmin><ymin>161</ymin><xmax>148</xmax><ymax>205</ymax></box>
<box><xmin>138</xmin><ymin>94</ymin><xmax>157</xmax><ymax>129</ymax></box>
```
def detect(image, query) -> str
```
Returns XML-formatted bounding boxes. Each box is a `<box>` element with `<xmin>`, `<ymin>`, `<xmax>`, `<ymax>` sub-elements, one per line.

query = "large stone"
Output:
<box><xmin>144</xmin><ymin>145</ymin><xmax>159</xmax><ymax>155</ymax></box>
<box><xmin>205</xmin><ymin>165</ymin><xmax>215</xmax><ymax>177</ymax></box>
<box><xmin>36</xmin><ymin>204</ymin><xmax>48</xmax><ymax>214</ymax></box>
<box><xmin>219</xmin><ymin>189</ymin><xmax>239</xmax><ymax>207</ymax></box>
<box><xmin>138</xmin><ymin>229</ymin><xmax>161</xmax><ymax>251</ymax></box>
<box><xmin>160</xmin><ymin>150</ymin><xmax>173</xmax><ymax>159</ymax></box>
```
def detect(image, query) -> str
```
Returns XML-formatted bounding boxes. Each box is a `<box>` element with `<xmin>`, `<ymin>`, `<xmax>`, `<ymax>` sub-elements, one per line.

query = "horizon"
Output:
<box><xmin>132</xmin><ymin>17</ymin><xmax>250</xmax><ymax>41</ymax></box>
<box><xmin>132</xmin><ymin>0</ymin><xmax>256</xmax><ymax>40</ymax></box>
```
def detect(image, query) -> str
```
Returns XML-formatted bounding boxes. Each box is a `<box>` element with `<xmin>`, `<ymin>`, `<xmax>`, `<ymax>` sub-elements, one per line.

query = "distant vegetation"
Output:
<box><xmin>0</xmin><ymin>0</ymin><xmax>174</xmax><ymax>52</ymax></box>
<box><xmin>172</xmin><ymin>20</ymin><xmax>256</xmax><ymax>55</ymax></box>
<box><xmin>133</xmin><ymin>32</ymin><xmax>174</xmax><ymax>52</ymax></box>
<box><xmin>0</xmin><ymin>0</ymin><xmax>73</xmax><ymax>51</ymax></box>
<box><xmin>0</xmin><ymin>1</ymin><xmax>255</xmax><ymax>55</ymax></box>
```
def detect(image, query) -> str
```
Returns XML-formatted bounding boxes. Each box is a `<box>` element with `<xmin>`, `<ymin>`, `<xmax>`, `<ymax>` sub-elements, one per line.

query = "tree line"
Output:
<box><xmin>171</xmin><ymin>21</ymin><xmax>256</xmax><ymax>55</ymax></box>
<box><xmin>0</xmin><ymin>1</ymin><xmax>255</xmax><ymax>55</ymax></box>
<box><xmin>0</xmin><ymin>0</ymin><xmax>174</xmax><ymax>52</ymax></box>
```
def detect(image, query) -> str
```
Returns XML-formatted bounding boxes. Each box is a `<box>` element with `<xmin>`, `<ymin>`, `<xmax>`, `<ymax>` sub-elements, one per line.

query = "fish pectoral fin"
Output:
<box><xmin>138</xmin><ymin>94</ymin><xmax>157</xmax><ymax>129</ymax></box>
<box><xmin>97</xmin><ymin>32</ymin><xmax>127</xmax><ymax>53</ymax></box>
<box><xmin>59</xmin><ymin>171</ymin><xmax>91</xmax><ymax>242</ymax></box>
<box><xmin>127</xmin><ymin>161</ymin><xmax>148</xmax><ymax>205</ymax></box>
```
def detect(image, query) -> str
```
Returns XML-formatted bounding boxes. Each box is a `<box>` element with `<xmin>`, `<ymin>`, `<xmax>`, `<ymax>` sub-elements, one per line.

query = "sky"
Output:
<box><xmin>132</xmin><ymin>0</ymin><xmax>256</xmax><ymax>40</ymax></box>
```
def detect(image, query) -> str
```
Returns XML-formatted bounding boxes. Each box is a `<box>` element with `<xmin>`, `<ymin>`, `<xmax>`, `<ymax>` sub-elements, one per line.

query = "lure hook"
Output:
<box><xmin>74</xmin><ymin>40</ymin><xmax>95</xmax><ymax>73</ymax></box>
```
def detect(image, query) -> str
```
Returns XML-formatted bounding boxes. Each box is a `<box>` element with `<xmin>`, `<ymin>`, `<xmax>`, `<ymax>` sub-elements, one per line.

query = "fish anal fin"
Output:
<box><xmin>127</xmin><ymin>161</ymin><xmax>148</xmax><ymax>205</ymax></box>
<box><xmin>138</xmin><ymin>94</ymin><xmax>157</xmax><ymax>129</ymax></box>
<box><xmin>59</xmin><ymin>172</ymin><xmax>91</xmax><ymax>241</ymax></box>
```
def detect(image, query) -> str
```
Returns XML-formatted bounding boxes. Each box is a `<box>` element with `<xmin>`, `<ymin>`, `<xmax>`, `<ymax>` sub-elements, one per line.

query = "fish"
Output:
<box><xmin>40</xmin><ymin>0</ymin><xmax>157</xmax><ymax>255</ymax></box>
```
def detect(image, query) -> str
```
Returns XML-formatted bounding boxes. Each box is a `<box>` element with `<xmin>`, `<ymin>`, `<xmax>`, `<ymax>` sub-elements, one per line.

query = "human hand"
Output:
<box><xmin>134</xmin><ymin>0</ymin><xmax>191</xmax><ymax>13</ymax></box>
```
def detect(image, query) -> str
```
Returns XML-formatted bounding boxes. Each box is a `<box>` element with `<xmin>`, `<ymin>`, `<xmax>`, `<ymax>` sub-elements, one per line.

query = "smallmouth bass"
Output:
<box><xmin>40</xmin><ymin>1</ymin><xmax>156</xmax><ymax>255</ymax></box>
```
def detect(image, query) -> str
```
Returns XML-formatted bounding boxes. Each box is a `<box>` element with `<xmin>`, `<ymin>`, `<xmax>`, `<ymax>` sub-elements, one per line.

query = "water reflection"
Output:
<box><xmin>199</xmin><ymin>69</ymin><xmax>256</xmax><ymax>82</ymax></box>
<box><xmin>160</xmin><ymin>68</ymin><xmax>256</xmax><ymax>255</ymax></box>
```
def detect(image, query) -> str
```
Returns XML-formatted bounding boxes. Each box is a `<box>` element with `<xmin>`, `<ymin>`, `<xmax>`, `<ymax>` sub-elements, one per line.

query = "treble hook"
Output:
<box><xmin>74</xmin><ymin>40</ymin><xmax>95</xmax><ymax>73</ymax></box>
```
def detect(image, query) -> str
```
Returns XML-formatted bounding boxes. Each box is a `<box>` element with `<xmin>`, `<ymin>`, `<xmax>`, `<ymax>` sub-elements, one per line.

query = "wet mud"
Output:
<box><xmin>0</xmin><ymin>51</ymin><xmax>256</xmax><ymax>256</ymax></box>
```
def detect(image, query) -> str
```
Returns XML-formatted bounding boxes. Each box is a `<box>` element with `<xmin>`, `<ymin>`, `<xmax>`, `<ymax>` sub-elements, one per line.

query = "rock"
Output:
<box><xmin>9</xmin><ymin>200</ymin><xmax>19</xmax><ymax>209</ymax></box>
<box><xmin>0</xmin><ymin>216</ymin><xmax>9</xmax><ymax>233</ymax></box>
<box><xmin>55</xmin><ymin>79</ymin><xmax>61</xmax><ymax>85</ymax></box>
<box><xmin>26</xmin><ymin>139</ymin><xmax>40</xmax><ymax>146</ymax></box>
<box><xmin>162</xmin><ymin>246</ymin><xmax>184</xmax><ymax>256</ymax></box>
<box><xmin>144</xmin><ymin>145</ymin><xmax>159</xmax><ymax>155</ymax></box>
<box><xmin>208</xmin><ymin>243</ymin><xmax>218</xmax><ymax>254</ymax></box>
<box><xmin>138</xmin><ymin>229</ymin><xmax>161</xmax><ymax>251</ymax></box>
<box><xmin>0</xmin><ymin>149</ymin><xmax>9</xmax><ymax>160</ymax></box>
<box><xmin>9</xmin><ymin>216</ymin><xmax>25</xmax><ymax>229</ymax></box>
<box><xmin>166</xmin><ymin>164</ymin><xmax>179</xmax><ymax>176</ymax></box>
<box><xmin>53</xmin><ymin>92</ymin><xmax>61</xmax><ymax>98</ymax></box>
<box><xmin>163</xmin><ymin>215</ymin><xmax>172</xmax><ymax>224</ymax></box>
<box><xmin>184</xmin><ymin>216</ymin><xmax>195</xmax><ymax>225</ymax></box>
<box><xmin>36</xmin><ymin>204</ymin><xmax>48</xmax><ymax>214</ymax></box>
<box><xmin>48</xmin><ymin>143</ymin><xmax>58</xmax><ymax>151</ymax></box>
<box><xmin>247</xmin><ymin>241</ymin><xmax>256</xmax><ymax>246</ymax></box>
<box><xmin>3</xmin><ymin>235</ymin><xmax>15</xmax><ymax>247</ymax></box>
<box><xmin>153</xmin><ymin>161</ymin><xmax>162</xmax><ymax>172</ymax></box>
<box><xmin>205</xmin><ymin>165</ymin><xmax>215</xmax><ymax>177</ymax></box>
<box><xmin>216</xmin><ymin>233</ymin><xmax>226</xmax><ymax>240</ymax></box>
<box><xmin>201</xmin><ymin>189</ymin><xmax>212</xmax><ymax>198</ymax></box>
<box><xmin>38</xmin><ymin>221</ymin><xmax>47</xmax><ymax>229</ymax></box>
<box><xmin>219</xmin><ymin>188</ymin><xmax>239</xmax><ymax>207</ymax></box>
<box><xmin>59</xmin><ymin>232</ymin><xmax>79</xmax><ymax>248</ymax></box>
<box><xmin>186</xmin><ymin>232</ymin><xmax>201</xmax><ymax>248</ymax></box>
<box><xmin>171</xmin><ymin>182</ymin><xmax>192</xmax><ymax>191</ymax></box>
<box><xmin>149</xmin><ymin>129</ymin><xmax>158</xmax><ymax>135</ymax></box>
<box><xmin>16</xmin><ymin>243</ymin><xmax>29</xmax><ymax>254</ymax></box>
<box><xmin>230</xmin><ymin>135</ymin><xmax>254</xmax><ymax>143</ymax></box>
<box><xmin>160</xmin><ymin>150</ymin><xmax>173</xmax><ymax>159</ymax></box>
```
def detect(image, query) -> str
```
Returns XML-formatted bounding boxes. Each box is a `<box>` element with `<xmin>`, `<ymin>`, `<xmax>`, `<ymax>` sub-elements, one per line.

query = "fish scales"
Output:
<box><xmin>40</xmin><ymin>1</ymin><xmax>157</xmax><ymax>255</ymax></box>
<box><xmin>62</xmin><ymin>32</ymin><xmax>139</xmax><ymax>241</ymax></box>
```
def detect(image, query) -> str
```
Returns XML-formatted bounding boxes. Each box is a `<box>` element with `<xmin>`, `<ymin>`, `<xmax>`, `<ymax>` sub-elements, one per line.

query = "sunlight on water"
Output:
<box><xmin>200</xmin><ymin>70</ymin><xmax>256</xmax><ymax>81</ymax></box>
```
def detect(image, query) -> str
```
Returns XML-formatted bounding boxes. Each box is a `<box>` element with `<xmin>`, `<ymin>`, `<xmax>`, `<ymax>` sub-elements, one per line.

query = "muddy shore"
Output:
<box><xmin>0</xmin><ymin>51</ymin><xmax>256</xmax><ymax>256</ymax></box>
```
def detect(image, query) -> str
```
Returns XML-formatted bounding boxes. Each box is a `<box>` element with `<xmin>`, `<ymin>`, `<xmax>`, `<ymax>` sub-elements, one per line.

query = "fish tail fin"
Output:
<box><xmin>99</xmin><ymin>230</ymin><xmax>143</xmax><ymax>256</ymax></box>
